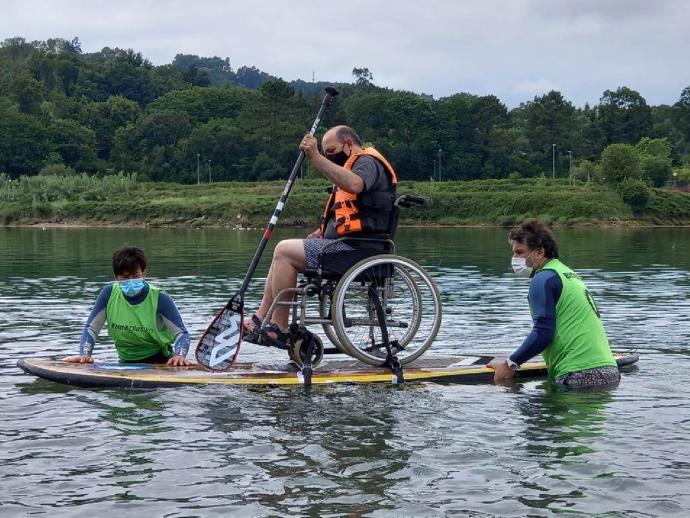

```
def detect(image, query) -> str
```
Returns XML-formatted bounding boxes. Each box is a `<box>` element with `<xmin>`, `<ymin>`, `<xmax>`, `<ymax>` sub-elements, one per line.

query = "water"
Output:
<box><xmin>1</xmin><ymin>226</ymin><xmax>689</xmax><ymax>516</ymax></box>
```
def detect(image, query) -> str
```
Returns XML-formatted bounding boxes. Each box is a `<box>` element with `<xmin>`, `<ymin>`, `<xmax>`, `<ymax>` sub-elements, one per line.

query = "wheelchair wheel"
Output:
<box><xmin>319</xmin><ymin>284</ymin><xmax>346</xmax><ymax>352</ymax></box>
<box><xmin>323</xmin><ymin>262</ymin><xmax>421</xmax><ymax>353</ymax></box>
<box><xmin>331</xmin><ymin>255</ymin><xmax>442</xmax><ymax>366</ymax></box>
<box><xmin>288</xmin><ymin>332</ymin><xmax>324</xmax><ymax>369</ymax></box>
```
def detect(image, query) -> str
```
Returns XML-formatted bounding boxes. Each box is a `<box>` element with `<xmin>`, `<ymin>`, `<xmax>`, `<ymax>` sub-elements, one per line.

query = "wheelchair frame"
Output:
<box><xmin>253</xmin><ymin>195</ymin><xmax>442</xmax><ymax>382</ymax></box>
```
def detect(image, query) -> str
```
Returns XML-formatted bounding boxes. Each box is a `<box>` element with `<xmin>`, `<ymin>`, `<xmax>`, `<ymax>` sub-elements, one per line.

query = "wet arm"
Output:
<box><xmin>157</xmin><ymin>292</ymin><xmax>190</xmax><ymax>357</ymax></box>
<box><xmin>79</xmin><ymin>284</ymin><xmax>113</xmax><ymax>355</ymax></box>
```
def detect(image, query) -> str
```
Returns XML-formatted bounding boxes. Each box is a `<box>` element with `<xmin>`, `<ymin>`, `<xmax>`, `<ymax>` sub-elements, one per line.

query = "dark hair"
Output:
<box><xmin>508</xmin><ymin>220</ymin><xmax>559</xmax><ymax>259</ymax></box>
<box><xmin>334</xmin><ymin>125</ymin><xmax>363</xmax><ymax>147</ymax></box>
<box><xmin>112</xmin><ymin>246</ymin><xmax>147</xmax><ymax>276</ymax></box>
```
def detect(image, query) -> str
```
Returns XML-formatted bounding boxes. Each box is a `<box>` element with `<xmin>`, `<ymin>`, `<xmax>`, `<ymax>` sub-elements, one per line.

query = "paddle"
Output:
<box><xmin>196</xmin><ymin>86</ymin><xmax>339</xmax><ymax>370</ymax></box>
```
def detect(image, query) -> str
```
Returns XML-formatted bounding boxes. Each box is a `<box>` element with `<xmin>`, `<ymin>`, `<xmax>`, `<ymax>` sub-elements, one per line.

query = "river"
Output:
<box><xmin>1</xmin><ymin>226</ymin><xmax>689</xmax><ymax>516</ymax></box>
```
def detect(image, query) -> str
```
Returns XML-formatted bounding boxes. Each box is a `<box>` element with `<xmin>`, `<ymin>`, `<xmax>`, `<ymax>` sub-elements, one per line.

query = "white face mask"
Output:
<box><xmin>511</xmin><ymin>256</ymin><xmax>533</xmax><ymax>278</ymax></box>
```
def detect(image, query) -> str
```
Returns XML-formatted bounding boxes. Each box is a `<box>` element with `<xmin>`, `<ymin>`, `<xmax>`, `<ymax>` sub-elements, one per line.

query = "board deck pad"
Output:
<box><xmin>17</xmin><ymin>352</ymin><xmax>638</xmax><ymax>388</ymax></box>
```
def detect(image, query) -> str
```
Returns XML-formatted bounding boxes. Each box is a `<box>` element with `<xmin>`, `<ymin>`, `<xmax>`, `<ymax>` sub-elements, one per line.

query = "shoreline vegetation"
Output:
<box><xmin>2</xmin><ymin>37</ymin><xmax>690</xmax><ymax>231</ymax></box>
<box><xmin>2</xmin><ymin>175</ymin><xmax>689</xmax><ymax>228</ymax></box>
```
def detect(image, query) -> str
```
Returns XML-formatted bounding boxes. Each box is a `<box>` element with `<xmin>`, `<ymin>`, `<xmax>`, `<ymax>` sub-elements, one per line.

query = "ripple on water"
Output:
<box><xmin>1</xmin><ymin>227</ymin><xmax>690</xmax><ymax>516</ymax></box>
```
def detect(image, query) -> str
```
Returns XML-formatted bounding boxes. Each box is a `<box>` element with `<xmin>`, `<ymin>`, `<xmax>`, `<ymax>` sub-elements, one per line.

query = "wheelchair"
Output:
<box><xmin>254</xmin><ymin>194</ymin><xmax>442</xmax><ymax>382</ymax></box>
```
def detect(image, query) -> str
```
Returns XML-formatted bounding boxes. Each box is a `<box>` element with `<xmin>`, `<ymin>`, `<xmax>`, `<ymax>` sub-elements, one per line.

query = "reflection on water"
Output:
<box><xmin>1</xmin><ymin>226</ymin><xmax>690</xmax><ymax>516</ymax></box>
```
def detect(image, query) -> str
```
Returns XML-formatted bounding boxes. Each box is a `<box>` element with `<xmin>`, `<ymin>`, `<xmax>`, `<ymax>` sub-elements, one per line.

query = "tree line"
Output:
<box><xmin>1</xmin><ymin>36</ymin><xmax>689</xmax><ymax>187</ymax></box>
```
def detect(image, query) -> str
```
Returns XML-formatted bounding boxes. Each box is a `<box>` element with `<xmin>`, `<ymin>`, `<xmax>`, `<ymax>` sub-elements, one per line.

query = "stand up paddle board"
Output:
<box><xmin>17</xmin><ymin>352</ymin><xmax>638</xmax><ymax>388</ymax></box>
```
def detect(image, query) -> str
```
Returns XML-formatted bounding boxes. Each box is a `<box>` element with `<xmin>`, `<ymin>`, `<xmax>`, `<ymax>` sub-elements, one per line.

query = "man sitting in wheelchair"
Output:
<box><xmin>242</xmin><ymin>125</ymin><xmax>397</xmax><ymax>348</ymax></box>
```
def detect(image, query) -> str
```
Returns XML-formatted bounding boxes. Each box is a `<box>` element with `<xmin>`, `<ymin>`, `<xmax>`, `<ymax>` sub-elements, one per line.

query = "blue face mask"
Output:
<box><xmin>119</xmin><ymin>279</ymin><xmax>146</xmax><ymax>297</ymax></box>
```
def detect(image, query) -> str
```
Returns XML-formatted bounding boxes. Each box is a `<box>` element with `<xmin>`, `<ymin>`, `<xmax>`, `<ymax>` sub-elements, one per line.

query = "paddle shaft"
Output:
<box><xmin>236</xmin><ymin>87</ymin><xmax>338</xmax><ymax>297</ymax></box>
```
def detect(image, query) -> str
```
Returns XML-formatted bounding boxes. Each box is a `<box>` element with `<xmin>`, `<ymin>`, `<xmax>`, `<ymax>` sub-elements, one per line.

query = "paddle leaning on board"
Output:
<box><xmin>195</xmin><ymin>87</ymin><xmax>340</xmax><ymax>371</ymax></box>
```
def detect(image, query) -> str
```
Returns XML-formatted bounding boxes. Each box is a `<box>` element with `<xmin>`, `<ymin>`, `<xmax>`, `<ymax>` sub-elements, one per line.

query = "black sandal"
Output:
<box><xmin>242</xmin><ymin>313</ymin><xmax>263</xmax><ymax>342</ymax></box>
<box><xmin>244</xmin><ymin>313</ymin><xmax>262</xmax><ymax>331</ymax></box>
<box><xmin>260</xmin><ymin>323</ymin><xmax>290</xmax><ymax>350</ymax></box>
<box><xmin>243</xmin><ymin>320</ymin><xmax>289</xmax><ymax>350</ymax></box>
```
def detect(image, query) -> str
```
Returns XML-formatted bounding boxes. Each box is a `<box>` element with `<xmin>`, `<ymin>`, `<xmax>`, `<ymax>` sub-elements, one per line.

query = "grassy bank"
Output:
<box><xmin>2</xmin><ymin>174</ymin><xmax>690</xmax><ymax>227</ymax></box>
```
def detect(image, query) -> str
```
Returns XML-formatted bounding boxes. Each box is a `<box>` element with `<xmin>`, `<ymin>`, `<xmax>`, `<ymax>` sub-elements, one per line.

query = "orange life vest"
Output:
<box><xmin>320</xmin><ymin>147</ymin><xmax>398</xmax><ymax>236</ymax></box>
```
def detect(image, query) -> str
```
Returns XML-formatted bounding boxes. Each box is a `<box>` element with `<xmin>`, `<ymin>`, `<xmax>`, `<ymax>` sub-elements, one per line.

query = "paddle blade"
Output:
<box><xmin>195</xmin><ymin>302</ymin><xmax>243</xmax><ymax>371</ymax></box>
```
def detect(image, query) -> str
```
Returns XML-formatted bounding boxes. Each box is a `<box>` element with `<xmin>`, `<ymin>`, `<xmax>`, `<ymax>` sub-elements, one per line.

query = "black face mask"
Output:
<box><xmin>325</xmin><ymin>148</ymin><xmax>349</xmax><ymax>166</ymax></box>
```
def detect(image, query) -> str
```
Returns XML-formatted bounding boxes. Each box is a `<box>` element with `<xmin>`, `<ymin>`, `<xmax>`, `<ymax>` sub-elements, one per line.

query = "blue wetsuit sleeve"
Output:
<box><xmin>79</xmin><ymin>284</ymin><xmax>113</xmax><ymax>356</ymax></box>
<box><xmin>509</xmin><ymin>271</ymin><xmax>562</xmax><ymax>366</ymax></box>
<box><xmin>157</xmin><ymin>292</ymin><xmax>190</xmax><ymax>357</ymax></box>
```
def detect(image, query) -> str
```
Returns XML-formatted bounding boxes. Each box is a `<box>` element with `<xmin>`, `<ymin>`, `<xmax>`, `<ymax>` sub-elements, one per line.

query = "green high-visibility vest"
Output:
<box><xmin>106</xmin><ymin>283</ymin><xmax>173</xmax><ymax>361</ymax></box>
<box><xmin>533</xmin><ymin>259</ymin><xmax>617</xmax><ymax>379</ymax></box>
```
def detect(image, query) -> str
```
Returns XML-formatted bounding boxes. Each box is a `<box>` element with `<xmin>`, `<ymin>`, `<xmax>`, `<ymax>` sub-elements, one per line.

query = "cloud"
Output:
<box><xmin>513</xmin><ymin>79</ymin><xmax>560</xmax><ymax>98</ymax></box>
<box><xmin>1</xmin><ymin>0</ymin><xmax>689</xmax><ymax>107</ymax></box>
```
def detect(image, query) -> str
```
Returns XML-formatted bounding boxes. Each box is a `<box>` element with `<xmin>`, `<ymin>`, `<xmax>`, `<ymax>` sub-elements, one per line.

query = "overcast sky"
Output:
<box><xmin>3</xmin><ymin>0</ymin><xmax>689</xmax><ymax>107</ymax></box>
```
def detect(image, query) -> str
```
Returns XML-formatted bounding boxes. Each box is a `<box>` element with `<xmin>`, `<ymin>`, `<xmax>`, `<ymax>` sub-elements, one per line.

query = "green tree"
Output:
<box><xmin>649</xmin><ymin>105</ymin><xmax>684</xmax><ymax>161</ymax></box>
<box><xmin>49</xmin><ymin>118</ymin><xmax>98</xmax><ymax>171</ymax></box>
<box><xmin>238</xmin><ymin>82</ymin><xmax>310</xmax><ymax>170</ymax></box>
<box><xmin>346</xmin><ymin>91</ymin><xmax>438</xmax><ymax>179</ymax></box>
<box><xmin>235</xmin><ymin>65</ymin><xmax>272</xmax><ymax>89</ymax></box>
<box><xmin>100</xmin><ymin>49</ymin><xmax>165</xmax><ymax>106</ymax></box>
<box><xmin>471</xmin><ymin>95</ymin><xmax>511</xmax><ymax>178</ymax></box>
<box><xmin>111</xmin><ymin>111</ymin><xmax>192</xmax><ymax>172</ymax></box>
<box><xmin>672</xmin><ymin>86</ymin><xmax>690</xmax><ymax>154</ymax></box>
<box><xmin>640</xmin><ymin>156</ymin><xmax>672</xmax><ymax>187</ymax></box>
<box><xmin>675</xmin><ymin>166</ymin><xmax>690</xmax><ymax>188</ymax></box>
<box><xmin>571</xmin><ymin>105</ymin><xmax>606</xmax><ymax>162</ymax></box>
<box><xmin>618</xmin><ymin>177</ymin><xmax>650</xmax><ymax>213</ymax></box>
<box><xmin>173</xmin><ymin>54</ymin><xmax>236</xmax><ymax>87</ymax></box>
<box><xmin>83</xmin><ymin>95</ymin><xmax>142</xmax><ymax>159</ymax></box>
<box><xmin>148</xmin><ymin>86</ymin><xmax>249</xmax><ymax>126</ymax></box>
<box><xmin>599</xmin><ymin>143</ymin><xmax>640</xmax><ymax>184</ymax></box>
<box><xmin>521</xmin><ymin>91</ymin><xmax>578</xmax><ymax>176</ymax></box>
<box><xmin>182</xmin><ymin>64</ymin><xmax>211</xmax><ymax>87</ymax></box>
<box><xmin>9</xmin><ymin>72</ymin><xmax>45</xmax><ymax>115</ymax></box>
<box><xmin>635</xmin><ymin>136</ymin><xmax>672</xmax><ymax>159</ymax></box>
<box><xmin>352</xmin><ymin>67</ymin><xmax>374</xmax><ymax>86</ymax></box>
<box><xmin>597</xmin><ymin>87</ymin><xmax>652</xmax><ymax>145</ymax></box>
<box><xmin>0</xmin><ymin>101</ymin><xmax>51</xmax><ymax>177</ymax></box>
<box><xmin>437</xmin><ymin>93</ymin><xmax>480</xmax><ymax>180</ymax></box>
<box><xmin>187</xmin><ymin>119</ymin><xmax>255</xmax><ymax>182</ymax></box>
<box><xmin>635</xmin><ymin>137</ymin><xmax>673</xmax><ymax>187</ymax></box>
<box><xmin>570</xmin><ymin>159</ymin><xmax>596</xmax><ymax>182</ymax></box>
<box><xmin>0</xmin><ymin>37</ymin><xmax>35</xmax><ymax>61</ymax></box>
<box><xmin>251</xmin><ymin>151</ymin><xmax>283</xmax><ymax>180</ymax></box>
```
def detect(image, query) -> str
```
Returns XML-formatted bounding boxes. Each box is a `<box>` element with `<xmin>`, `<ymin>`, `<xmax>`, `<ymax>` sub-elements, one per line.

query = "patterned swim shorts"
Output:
<box><xmin>303</xmin><ymin>239</ymin><xmax>354</xmax><ymax>269</ymax></box>
<box><xmin>555</xmin><ymin>365</ymin><xmax>620</xmax><ymax>389</ymax></box>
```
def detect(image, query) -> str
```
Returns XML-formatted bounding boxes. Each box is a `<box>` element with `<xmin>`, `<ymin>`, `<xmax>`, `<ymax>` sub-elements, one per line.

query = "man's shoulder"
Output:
<box><xmin>531</xmin><ymin>269</ymin><xmax>561</xmax><ymax>289</ymax></box>
<box><xmin>534</xmin><ymin>268</ymin><xmax>559</xmax><ymax>278</ymax></box>
<box><xmin>353</xmin><ymin>154</ymin><xmax>383</xmax><ymax>170</ymax></box>
<box><xmin>352</xmin><ymin>154</ymin><xmax>389</xmax><ymax>191</ymax></box>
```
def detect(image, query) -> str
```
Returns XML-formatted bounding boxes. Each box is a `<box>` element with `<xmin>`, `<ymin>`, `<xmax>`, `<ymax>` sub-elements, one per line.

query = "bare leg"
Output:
<box><xmin>243</xmin><ymin>239</ymin><xmax>307</xmax><ymax>332</ymax></box>
<box><xmin>256</xmin><ymin>263</ymin><xmax>275</xmax><ymax>318</ymax></box>
<box><xmin>267</xmin><ymin>239</ymin><xmax>307</xmax><ymax>330</ymax></box>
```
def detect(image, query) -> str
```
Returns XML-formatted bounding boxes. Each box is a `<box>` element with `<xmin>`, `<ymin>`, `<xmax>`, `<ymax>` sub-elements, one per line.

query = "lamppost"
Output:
<box><xmin>552</xmin><ymin>144</ymin><xmax>556</xmax><ymax>179</ymax></box>
<box><xmin>673</xmin><ymin>171</ymin><xmax>678</xmax><ymax>189</ymax></box>
<box><xmin>208</xmin><ymin>160</ymin><xmax>212</xmax><ymax>183</ymax></box>
<box><xmin>196</xmin><ymin>153</ymin><xmax>200</xmax><ymax>185</ymax></box>
<box><xmin>433</xmin><ymin>159</ymin><xmax>436</xmax><ymax>180</ymax></box>
<box><xmin>438</xmin><ymin>148</ymin><xmax>442</xmax><ymax>181</ymax></box>
<box><xmin>567</xmin><ymin>150</ymin><xmax>572</xmax><ymax>177</ymax></box>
